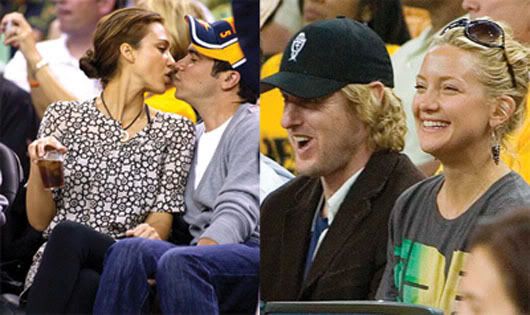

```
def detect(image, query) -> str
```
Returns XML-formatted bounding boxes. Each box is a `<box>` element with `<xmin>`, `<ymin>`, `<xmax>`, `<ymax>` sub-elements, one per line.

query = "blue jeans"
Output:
<box><xmin>93</xmin><ymin>238</ymin><xmax>259</xmax><ymax>314</ymax></box>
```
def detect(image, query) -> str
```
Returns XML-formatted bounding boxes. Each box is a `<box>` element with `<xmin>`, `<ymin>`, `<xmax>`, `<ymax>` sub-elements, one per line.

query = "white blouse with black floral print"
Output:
<box><xmin>23</xmin><ymin>98</ymin><xmax>195</xmax><ymax>292</ymax></box>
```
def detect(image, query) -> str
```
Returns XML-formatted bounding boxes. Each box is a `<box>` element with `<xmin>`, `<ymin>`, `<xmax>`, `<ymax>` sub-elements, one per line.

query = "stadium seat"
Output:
<box><xmin>0</xmin><ymin>142</ymin><xmax>23</xmax><ymax>225</ymax></box>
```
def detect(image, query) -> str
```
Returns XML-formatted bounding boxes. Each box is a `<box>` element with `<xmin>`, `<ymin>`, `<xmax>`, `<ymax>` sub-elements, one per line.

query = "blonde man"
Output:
<box><xmin>260</xmin><ymin>18</ymin><xmax>425</xmax><ymax>302</ymax></box>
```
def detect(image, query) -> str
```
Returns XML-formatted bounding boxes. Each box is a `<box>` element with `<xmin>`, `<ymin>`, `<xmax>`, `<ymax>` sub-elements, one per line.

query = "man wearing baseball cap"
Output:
<box><xmin>93</xmin><ymin>2</ymin><xmax>260</xmax><ymax>313</ymax></box>
<box><xmin>260</xmin><ymin>17</ymin><xmax>424</xmax><ymax>301</ymax></box>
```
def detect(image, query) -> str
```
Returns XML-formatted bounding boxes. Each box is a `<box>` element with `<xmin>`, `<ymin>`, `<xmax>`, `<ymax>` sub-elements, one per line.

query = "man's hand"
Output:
<box><xmin>1</xmin><ymin>12</ymin><xmax>41</xmax><ymax>65</ymax></box>
<box><xmin>197</xmin><ymin>237</ymin><xmax>219</xmax><ymax>246</ymax></box>
<box><xmin>125</xmin><ymin>223</ymin><xmax>161</xmax><ymax>240</ymax></box>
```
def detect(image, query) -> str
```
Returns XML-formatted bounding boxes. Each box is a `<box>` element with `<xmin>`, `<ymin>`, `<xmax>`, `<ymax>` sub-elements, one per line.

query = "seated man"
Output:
<box><xmin>260</xmin><ymin>18</ymin><xmax>425</xmax><ymax>301</ymax></box>
<box><xmin>93</xmin><ymin>12</ymin><xmax>260</xmax><ymax>315</ymax></box>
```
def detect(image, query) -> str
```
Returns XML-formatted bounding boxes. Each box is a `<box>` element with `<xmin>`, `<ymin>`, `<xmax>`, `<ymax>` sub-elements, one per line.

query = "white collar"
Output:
<box><xmin>324</xmin><ymin>168</ymin><xmax>364</xmax><ymax>225</ymax></box>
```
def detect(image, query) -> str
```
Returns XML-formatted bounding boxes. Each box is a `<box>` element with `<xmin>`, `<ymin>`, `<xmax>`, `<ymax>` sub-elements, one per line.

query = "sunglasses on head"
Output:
<box><xmin>441</xmin><ymin>18</ymin><xmax>516</xmax><ymax>88</ymax></box>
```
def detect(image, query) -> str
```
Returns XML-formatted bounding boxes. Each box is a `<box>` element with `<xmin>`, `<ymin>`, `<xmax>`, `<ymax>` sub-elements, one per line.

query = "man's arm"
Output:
<box><xmin>2</xmin><ymin>12</ymin><xmax>77</xmax><ymax>117</ymax></box>
<box><xmin>26</xmin><ymin>58</ymin><xmax>77</xmax><ymax>118</ymax></box>
<box><xmin>199</xmin><ymin>110</ymin><xmax>260</xmax><ymax>245</ymax></box>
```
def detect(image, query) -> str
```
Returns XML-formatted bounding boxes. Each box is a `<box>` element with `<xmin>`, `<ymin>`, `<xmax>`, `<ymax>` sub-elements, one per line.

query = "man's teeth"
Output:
<box><xmin>423</xmin><ymin>120</ymin><xmax>449</xmax><ymax>127</ymax></box>
<box><xmin>293</xmin><ymin>136</ymin><xmax>311</xmax><ymax>143</ymax></box>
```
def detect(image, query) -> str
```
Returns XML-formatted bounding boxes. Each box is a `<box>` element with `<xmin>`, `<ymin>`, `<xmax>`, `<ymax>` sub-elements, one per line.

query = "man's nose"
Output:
<box><xmin>281</xmin><ymin>102</ymin><xmax>301</xmax><ymax>129</ymax></box>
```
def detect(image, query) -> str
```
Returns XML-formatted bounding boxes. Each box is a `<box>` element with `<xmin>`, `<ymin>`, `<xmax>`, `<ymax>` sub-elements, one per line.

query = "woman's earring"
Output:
<box><xmin>491</xmin><ymin>131</ymin><xmax>500</xmax><ymax>165</ymax></box>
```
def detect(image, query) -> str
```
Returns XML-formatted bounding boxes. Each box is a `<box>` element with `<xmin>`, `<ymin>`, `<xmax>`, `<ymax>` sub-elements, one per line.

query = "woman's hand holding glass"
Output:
<box><xmin>28</xmin><ymin>136</ymin><xmax>67</xmax><ymax>190</ymax></box>
<box><xmin>28</xmin><ymin>136</ymin><xmax>67</xmax><ymax>163</ymax></box>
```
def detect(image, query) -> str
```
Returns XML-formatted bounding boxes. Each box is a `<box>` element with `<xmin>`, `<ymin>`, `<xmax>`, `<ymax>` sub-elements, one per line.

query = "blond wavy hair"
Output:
<box><xmin>141</xmin><ymin>0</ymin><xmax>207</xmax><ymax>60</ymax></box>
<box><xmin>432</xmin><ymin>18</ymin><xmax>530</xmax><ymax>146</ymax></box>
<box><xmin>341</xmin><ymin>84</ymin><xmax>407</xmax><ymax>152</ymax></box>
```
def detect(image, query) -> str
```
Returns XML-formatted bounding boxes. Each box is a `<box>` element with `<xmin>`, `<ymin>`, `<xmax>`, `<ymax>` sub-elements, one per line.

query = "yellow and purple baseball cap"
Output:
<box><xmin>185</xmin><ymin>15</ymin><xmax>246</xmax><ymax>68</ymax></box>
<box><xmin>185</xmin><ymin>12</ymin><xmax>259</xmax><ymax>96</ymax></box>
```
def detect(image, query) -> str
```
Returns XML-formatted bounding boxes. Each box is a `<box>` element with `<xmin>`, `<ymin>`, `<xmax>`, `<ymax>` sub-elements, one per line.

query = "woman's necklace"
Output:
<box><xmin>100</xmin><ymin>93</ymin><xmax>144</xmax><ymax>142</ymax></box>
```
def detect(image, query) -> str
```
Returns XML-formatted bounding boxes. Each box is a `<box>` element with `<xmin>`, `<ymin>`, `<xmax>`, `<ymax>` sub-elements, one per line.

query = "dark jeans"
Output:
<box><xmin>93</xmin><ymin>238</ymin><xmax>260</xmax><ymax>314</ymax></box>
<box><xmin>25</xmin><ymin>221</ymin><xmax>115</xmax><ymax>314</ymax></box>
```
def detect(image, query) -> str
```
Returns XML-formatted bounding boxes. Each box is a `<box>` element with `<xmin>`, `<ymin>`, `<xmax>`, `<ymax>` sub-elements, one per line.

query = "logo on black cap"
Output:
<box><xmin>289</xmin><ymin>32</ymin><xmax>307</xmax><ymax>62</ymax></box>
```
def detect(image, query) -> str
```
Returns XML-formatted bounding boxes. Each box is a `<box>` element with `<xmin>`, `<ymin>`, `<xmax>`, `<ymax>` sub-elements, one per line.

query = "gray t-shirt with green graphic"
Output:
<box><xmin>375</xmin><ymin>172</ymin><xmax>530</xmax><ymax>313</ymax></box>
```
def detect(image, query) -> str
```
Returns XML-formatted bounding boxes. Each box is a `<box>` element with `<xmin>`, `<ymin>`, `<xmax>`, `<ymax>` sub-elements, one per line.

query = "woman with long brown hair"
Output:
<box><xmin>23</xmin><ymin>8</ymin><xmax>194</xmax><ymax>314</ymax></box>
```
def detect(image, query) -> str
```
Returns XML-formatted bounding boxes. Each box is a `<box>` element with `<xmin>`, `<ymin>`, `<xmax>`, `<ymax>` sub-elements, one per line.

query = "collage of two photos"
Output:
<box><xmin>0</xmin><ymin>0</ymin><xmax>529</xmax><ymax>314</ymax></box>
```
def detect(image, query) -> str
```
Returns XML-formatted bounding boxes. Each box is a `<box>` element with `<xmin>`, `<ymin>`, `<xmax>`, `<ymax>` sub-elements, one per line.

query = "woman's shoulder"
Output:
<box><xmin>483</xmin><ymin>171</ymin><xmax>530</xmax><ymax>210</ymax></box>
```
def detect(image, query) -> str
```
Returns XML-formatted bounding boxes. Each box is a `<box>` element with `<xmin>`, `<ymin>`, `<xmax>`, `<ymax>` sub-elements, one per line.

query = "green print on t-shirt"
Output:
<box><xmin>393</xmin><ymin>239</ymin><xmax>469</xmax><ymax>313</ymax></box>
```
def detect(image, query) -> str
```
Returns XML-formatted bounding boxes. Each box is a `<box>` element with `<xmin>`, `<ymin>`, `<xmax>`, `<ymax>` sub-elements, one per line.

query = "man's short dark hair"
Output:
<box><xmin>211</xmin><ymin>60</ymin><xmax>257</xmax><ymax>104</ymax></box>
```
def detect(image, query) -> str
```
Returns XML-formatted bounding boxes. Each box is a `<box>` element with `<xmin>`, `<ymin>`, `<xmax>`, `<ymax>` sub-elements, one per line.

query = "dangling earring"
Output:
<box><xmin>491</xmin><ymin>131</ymin><xmax>500</xmax><ymax>165</ymax></box>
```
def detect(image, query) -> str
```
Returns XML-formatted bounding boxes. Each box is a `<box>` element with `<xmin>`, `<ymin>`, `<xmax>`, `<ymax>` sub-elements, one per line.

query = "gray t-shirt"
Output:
<box><xmin>376</xmin><ymin>172</ymin><xmax>530</xmax><ymax>313</ymax></box>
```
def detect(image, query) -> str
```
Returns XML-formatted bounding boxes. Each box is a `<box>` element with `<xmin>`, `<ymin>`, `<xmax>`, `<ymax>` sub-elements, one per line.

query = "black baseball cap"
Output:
<box><xmin>261</xmin><ymin>17</ymin><xmax>394</xmax><ymax>99</ymax></box>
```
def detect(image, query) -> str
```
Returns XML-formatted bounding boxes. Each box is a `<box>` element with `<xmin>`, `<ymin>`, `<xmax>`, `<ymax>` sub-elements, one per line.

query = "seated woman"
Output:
<box><xmin>376</xmin><ymin>18</ymin><xmax>530</xmax><ymax>314</ymax></box>
<box><xmin>23</xmin><ymin>7</ymin><xmax>195</xmax><ymax>314</ymax></box>
<box><xmin>459</xmin><ymin>208</ymin><xmax>530</xmax><ymax>315</ymax></box>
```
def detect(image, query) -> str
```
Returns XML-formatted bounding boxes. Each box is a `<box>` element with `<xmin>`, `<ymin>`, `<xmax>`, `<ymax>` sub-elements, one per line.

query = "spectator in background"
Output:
<box><xmin>0</xmin><ymin>75</ymin><xmax>39</xmax><ymax>179</ymax></box>
<box><xmin>0</xmin><ymin>0</ymin><xmax>56</xmax><ymax>56</ymax></box>
<box><xmin>0</xmin><ymin>2</ymin><xmax>10</xmax><ymax>72</ymax></box>
<box><xmin>392</xmin><ymin>0</ymin><xmax>465</xmax><ymax>175</ymax></box>
<box><xmin>261</xmin><ymin>18</ymin><xmax>424</xmax><ymax>302</ymax></box>
<box><xmin>301</xmin><ymin>0</ymin><xmax>410</xmax><ymax>45</ymax></box>
<box><xmin>0</xmin><ymin>0</ymin><xmax>120</xmax><ymax>117</ymax></box>
<box><xmin>376</xmin><ymin>18</ymin><xmax>530</xmax><ymax>313</ymax></box>
<box><xmin>260</xmin><ymin>154</ymin><xmax>293</xmax><ymax>203</ymax></box>
<box><xmin>261</xmin><ymin>0</ymin><xmax>301</xmax><ymax>58</ymax></box>
<box><xmin>459</xmin><ymin>208</ymin><xmax>530</xmax><ymax>315</ymax></box>
<box><xmin>17</xmin><ymin>0</ymin><xmax>56</xmax><ymax>42</ymax></box>
<box><xmin>259</xmin><ymin>0</ymin><xmax>295</xmax><ymax>202</ymax></box>
<box><xmin>462</xmin><ymin>0</ymin><xmax>530</xmax><ymax>184</ymax></box>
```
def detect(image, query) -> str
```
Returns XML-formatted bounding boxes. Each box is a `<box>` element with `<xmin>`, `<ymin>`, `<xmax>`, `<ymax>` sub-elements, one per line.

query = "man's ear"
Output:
<box><xmin>97</xmin><ymin>0</ymin><xmax>116</xmax><ymax>16</ymax></box>
<box><xmin>120</xmin><ymin>43</ymin><xmax>136</xmax><ymax>64</ymax></box>
<box><xmin>220</xmin><ymin>70</ymin><xmax>241</xmax><ymax>91</ymax></box>
<box><xmin>367</xmin><ymin>81</ymin><xmax>385</xmax><ymax>103</ymax></box>
<box><xmin>490</xmin><ymin>95</ymin><xmax>515</xmax><ymax>129</ymax></box>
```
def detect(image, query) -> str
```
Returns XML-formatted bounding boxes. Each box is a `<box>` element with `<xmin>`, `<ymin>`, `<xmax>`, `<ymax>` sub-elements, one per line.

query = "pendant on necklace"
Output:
<box><xmin>120</xmin><ymin>130</ymin><xmax>129</xmax><ymax>142</ymax></box>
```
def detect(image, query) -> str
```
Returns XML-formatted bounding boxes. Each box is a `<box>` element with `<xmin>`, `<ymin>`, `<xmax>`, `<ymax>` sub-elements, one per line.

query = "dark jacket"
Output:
<box><xmin>260</xmin><ymin>150</ymin><xmax>424</xmax><ymax>301</ymax></box>
<box><xmin>0</xmin><ymin>76</ymin><xmax>39</xmax><ymax>179</ymax></box>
